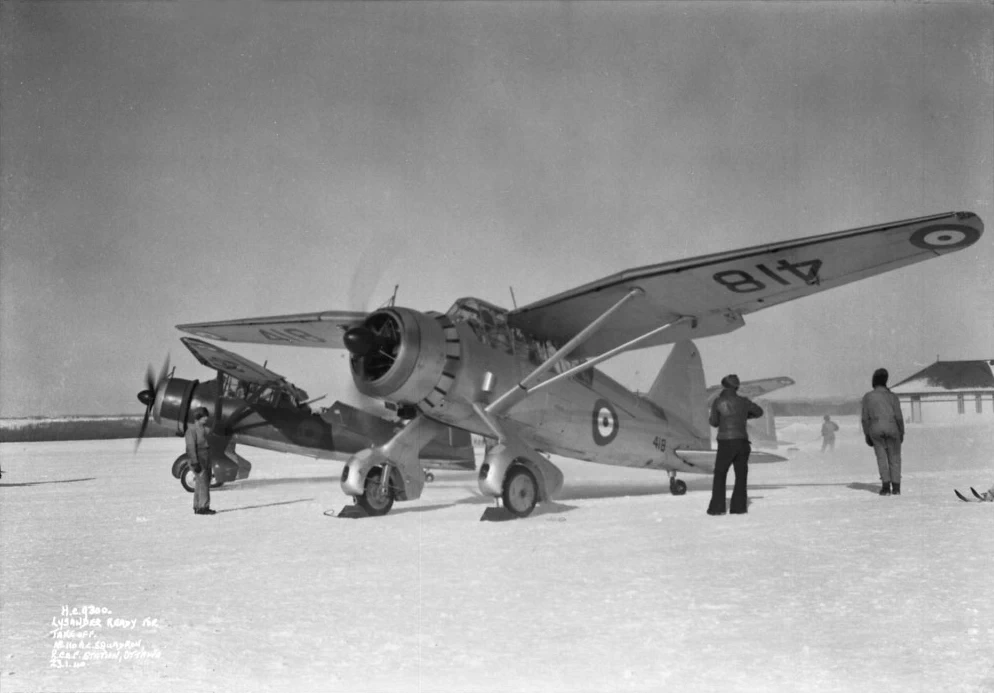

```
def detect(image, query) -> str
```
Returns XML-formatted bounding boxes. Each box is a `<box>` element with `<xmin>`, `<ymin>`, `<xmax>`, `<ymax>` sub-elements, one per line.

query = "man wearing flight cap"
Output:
<box><xmin>185</xmin><ymin>406</ymin><xmax>215</xmax><ymax>515</ymax></box>
<box><xmin>707</xmin><ymin>374</ymin><xmax>764</xmax><ymax>515</ymax></box>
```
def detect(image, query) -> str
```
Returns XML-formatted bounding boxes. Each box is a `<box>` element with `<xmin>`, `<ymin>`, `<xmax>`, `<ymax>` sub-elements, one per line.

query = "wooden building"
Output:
<box><xmin>890</xmin><ymin>359</ymin><xmax>994</xmax><ymax>424</ymax></box>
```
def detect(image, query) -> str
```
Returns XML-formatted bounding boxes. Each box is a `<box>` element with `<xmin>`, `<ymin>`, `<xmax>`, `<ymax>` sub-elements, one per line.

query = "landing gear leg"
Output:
<box><xmin>668</xmin><ymin>471</ymin><xmax>687</xmax><ymax>496</ymax></box>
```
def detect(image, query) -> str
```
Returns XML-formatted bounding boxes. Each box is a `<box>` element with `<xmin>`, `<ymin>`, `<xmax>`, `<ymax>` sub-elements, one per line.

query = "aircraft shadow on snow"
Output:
<box><xmin>212</xmin><ymin>475</ymin><xmax>339</xmax><ymax>490</ymax></box>
<box><xmin>214</xmin><ymin>498</ymin><xmax>315</xmax><ymax>514</ymax></box>
<box><xmin>0</xmin><ymin>477</ymin><xmax>96</xmax><ymax>488</ymax></box>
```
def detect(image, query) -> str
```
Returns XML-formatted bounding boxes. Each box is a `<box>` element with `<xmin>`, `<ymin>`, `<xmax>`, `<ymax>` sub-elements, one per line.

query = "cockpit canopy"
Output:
<box><xmin>446</xmin><ymin>297</ymin><xmax>590</xmax><ymax>382</ymax></box>
<box><xmin>218</xmin><ymin>372</ymin><xmax>310</xmax><ymax>410</ymax></box>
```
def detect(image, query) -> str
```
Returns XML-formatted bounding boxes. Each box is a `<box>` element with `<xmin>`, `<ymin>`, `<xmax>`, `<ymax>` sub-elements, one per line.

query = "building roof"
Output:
<box><xmin>891</xmin><ymin>360</ymin><xmax>994</xmax><ymax>394</ymax></box>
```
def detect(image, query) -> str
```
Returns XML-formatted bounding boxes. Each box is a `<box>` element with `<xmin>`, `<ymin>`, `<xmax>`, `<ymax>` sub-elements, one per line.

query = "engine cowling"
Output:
<box><xmin>148</xmin><ymin>377</ymin><xmax>218</xmax><ymax>434</ymax></box>
<box><xmin>344</xmin><ymin>308</ymin><xmax>461</xmax><ymax>409</ymax></box>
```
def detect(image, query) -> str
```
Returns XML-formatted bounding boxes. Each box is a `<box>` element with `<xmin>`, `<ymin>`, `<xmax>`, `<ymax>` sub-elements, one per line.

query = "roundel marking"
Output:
<box><xmin>297</xmin><ymin>418</ymin><xmax>325</xmax><ymax>447</ymax></box>
<box><xmin>592</xmin><ymin>399</ymin><xmax>619</xmax><ymax>446</ymax></box>
<box><xmin>909</xmin><ymin>224</ymin><xmax>980</xmax><ymax>251</ymax></box>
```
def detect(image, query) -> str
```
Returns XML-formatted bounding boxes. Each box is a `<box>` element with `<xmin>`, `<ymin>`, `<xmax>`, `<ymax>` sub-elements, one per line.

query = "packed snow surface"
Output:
<box><xmin>1</xmin><ymin>417</ymin><xmax>992</xmax><ymax>693</ymax></box>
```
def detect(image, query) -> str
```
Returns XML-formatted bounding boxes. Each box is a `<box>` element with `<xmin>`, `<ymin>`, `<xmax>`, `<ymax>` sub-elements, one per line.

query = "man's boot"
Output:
<box><xmin>879</xmin><ymin>482</ymin><xmax>892</xmax><ymax>496</ymax></box>
<box><xmin>891</xmin><ymin>482</ymin><xmax>901</xmax><ymax>496</ymax></box>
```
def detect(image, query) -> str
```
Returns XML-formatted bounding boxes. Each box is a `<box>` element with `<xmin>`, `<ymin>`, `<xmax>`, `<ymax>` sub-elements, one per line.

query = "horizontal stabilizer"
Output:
<box><xmin>674</xmin><ymin>448</ymin><xmax>788</xmax><ymax>474</ymax></box>
<box><xmin>706</xmin><ymin>376</ymin><xmax>795</xmax><ymax>402</ymax></box>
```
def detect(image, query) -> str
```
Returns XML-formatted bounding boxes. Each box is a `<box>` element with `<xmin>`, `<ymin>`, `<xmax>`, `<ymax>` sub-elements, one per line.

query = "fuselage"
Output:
<box><xmin>349</xmin><ymin>297</ymin><xmax>711</xmax><ymax>474</ymax></box>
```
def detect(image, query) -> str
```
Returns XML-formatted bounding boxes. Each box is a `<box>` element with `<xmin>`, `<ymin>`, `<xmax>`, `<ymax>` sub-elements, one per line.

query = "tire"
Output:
<box><xmin>180</xmin><ymin>463</ymin><xmax>196</xmax><ymax>493</ymax></box>
<box><xmin>172</xmin><ymin>454</ymin><xmax>190</xmax><ymax>479</ymax></box>
<box><xmin>183</xmin><ymin>463</ymin><xmax>221</xmax><ymax>492</ymax></box>
<box><xmin>670</xmin><ymin>479</ymin><xmax>688</xmax><ymax>496</ymax></box>
<box><xmin>502</xmin><ymin>465</ymin><xmax>538</xmax><ymax>518</ymax></box>
<box><xmin>356</xmin><ymin>467</ymin><xmax>394</xmax><ymax>516</ymax></box>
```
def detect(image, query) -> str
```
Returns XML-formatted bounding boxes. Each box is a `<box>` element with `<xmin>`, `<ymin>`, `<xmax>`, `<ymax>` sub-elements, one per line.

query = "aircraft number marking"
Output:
<box><xmin>713</xmin><ymin>259</ymin><xmax>822</xmax><ymax>294</ymax></box>
<box><xmin>258</xmin><ymin>328</ymin><xmax>326</xmax><ymax>344</ymax></box>
<box><xmin>652</xmin><ymin>436</ymin><xmax>667</xmax><ymax>452</ymax></box>
<box><xmin>592</xmin><ymin>399</ymin><xmax>619</xmax><ymax>446</ymax></box>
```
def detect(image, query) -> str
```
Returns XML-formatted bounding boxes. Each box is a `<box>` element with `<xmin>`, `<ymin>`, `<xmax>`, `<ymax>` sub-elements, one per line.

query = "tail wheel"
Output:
<box><xmin>357</xmin><ymin>466</ymin><xmax>394</xmax><ymax>516</ymax></box>
<box><xmin>670</xmin><ymin>478</ymin><xmax>687</xmax><ymax>496</ymax></box>
<box><xmin>502</xmin><ymin>465</ymin><xmax>538</xmax><ymax>518</ymax></box>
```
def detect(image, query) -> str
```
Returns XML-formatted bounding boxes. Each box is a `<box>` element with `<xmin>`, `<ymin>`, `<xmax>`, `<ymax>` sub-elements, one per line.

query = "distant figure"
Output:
<box><xmin>861</xmin><ymin>368</ymin><xmax>905</xmax><ymax>496</ymax></box>
<box><xmin>185</xmin><ymin>407</ymin><xmax>215</xmax><ymax>515</ymax></box>
<box><xmin>821</xmin><ymin>415</ymin><xmax>840</xmax><ymax>453</ymax></box>
<box><xmin>707</xmin><ymin>374</ymin><xmax>764</xmax><ymax>515</ymax></box>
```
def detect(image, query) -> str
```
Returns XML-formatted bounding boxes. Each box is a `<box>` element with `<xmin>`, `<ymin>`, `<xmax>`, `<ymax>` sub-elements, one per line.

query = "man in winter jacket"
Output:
<box><xmin>707</xmin><ymin>374</ymin><xmax>764</xmax><ymax>515</ymax></box>
<box><xmin>861</xmin><ymin>368</ymin><xmax>905</xmax><ymax>496</ymax></box>
<box><xmin>185</xmin><ymin>407</ymin><xmax>215</xmax><ymax>515</ymax></box>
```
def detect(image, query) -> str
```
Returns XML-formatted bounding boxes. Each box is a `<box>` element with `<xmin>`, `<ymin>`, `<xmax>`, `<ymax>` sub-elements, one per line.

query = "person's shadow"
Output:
<box><xmin>847</xmin><ymin>482</ymin><xmax>883</xmax><ymax>495</ymax></box>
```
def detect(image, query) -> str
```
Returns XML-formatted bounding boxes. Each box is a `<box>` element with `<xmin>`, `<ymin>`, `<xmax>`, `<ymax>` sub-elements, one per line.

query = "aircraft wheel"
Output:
<box><xmin>180</xmin><ymin>464</ymin><xmax>196</xmax><ymax>494</ymax></box>
<box><xmin>502</xmin><ymin>465</ymin><xmax>538</xmax><ymax>518</ymax></box>
<box><xmin>670</xmin><ymin>479</ymin><xmax>688</xmax><ymax>496</ymax></box>
<box><xmin>424</xmin><ymin>471</ymin><xmax>435</xmax><ymax>483</ymax></box>
<box><xmin>171</xmin><ymin>454</ymin><xmax>189</xmax><ymax>479</ymax></box>
<box><xmin>356</xmin><ymin>467</ymin><xmax>394</xmax><ymax>516</ymax></box>
<box><xmin>210</xmin><ymin>478</ymin><xmax>225</xmax><ymax>489</ymax></box>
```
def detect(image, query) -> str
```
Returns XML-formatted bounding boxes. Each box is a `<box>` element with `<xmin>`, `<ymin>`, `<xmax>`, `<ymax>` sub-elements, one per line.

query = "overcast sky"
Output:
<box><xmin>2</xmin><ymin>1</ymin><xmax>992</xmax><ymax>418</ymax></box>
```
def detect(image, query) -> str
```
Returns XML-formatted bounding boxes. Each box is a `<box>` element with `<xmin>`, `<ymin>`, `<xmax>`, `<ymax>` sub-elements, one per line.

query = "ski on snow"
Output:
<box><xmin>955</xmin><ymin>487</ymin><xmax>991</xmax><ymax>502</ymax></box>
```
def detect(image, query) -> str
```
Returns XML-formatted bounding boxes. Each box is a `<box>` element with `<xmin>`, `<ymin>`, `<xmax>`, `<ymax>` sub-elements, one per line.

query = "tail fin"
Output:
<box><xmin>646</xmin><ymin>340</ymin><xmax>709</xmax><ymax>439</ymax></box>
<box><xmin>747</xmin><ymin>401</ymin><xmax>778</xmax><ymax>448</ymax></box>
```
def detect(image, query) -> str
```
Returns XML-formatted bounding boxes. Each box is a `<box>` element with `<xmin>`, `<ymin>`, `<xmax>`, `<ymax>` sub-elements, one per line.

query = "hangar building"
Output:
<box><xmin>890</xmin><ymin>359</ymin><xmax>994</xmax><ymax>424</ymax></box>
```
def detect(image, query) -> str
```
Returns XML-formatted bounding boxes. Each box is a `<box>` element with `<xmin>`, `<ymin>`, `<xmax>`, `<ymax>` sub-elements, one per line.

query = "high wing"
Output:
<box><xmin>509</xmin><ymin>212</ymin><xmax>983</xmax><ymax>358</ymax></box>
<box><xmin>181</xmin><ymin>337</ymin><xmax>293</xmax><ymax>388</ymax></box>
<box><xmin>176</xmin><ymin>311</ymin><xmax>367</xmax><ymax>349</ymax></box>
<box><xmin>706</xmin><ymin>376</ymin><xmax>795</xmax><ymax>402</ymax></box>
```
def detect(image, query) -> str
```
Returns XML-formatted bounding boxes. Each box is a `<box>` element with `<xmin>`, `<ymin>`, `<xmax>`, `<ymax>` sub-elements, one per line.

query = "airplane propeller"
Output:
<box><xmin>343</xmin><ymin>312</ymin><xmax>401</xmax><ymax>382</ymax></box>
<box><xmin>344</xmin><ymin>244</ymin><xmax>404</xmax><ymax>412</ymax></box>
<box><xmin>342</xmin><ymin>326</ymin><xmax>376</xmax><ymax>357</ymax></box>
<box><xmin>135</xmin><ymin>355</ymin><xmax>170</xmax><ymax>452</ymax></box>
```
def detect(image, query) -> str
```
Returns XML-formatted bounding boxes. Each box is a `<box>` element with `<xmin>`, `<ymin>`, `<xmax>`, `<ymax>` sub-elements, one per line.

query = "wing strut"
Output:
<box><xmin>486</xmin><ymin>287</ymin><xmax>644</xmax><ymax>416</ymax></box>
<box><xmin>525</xmin><ymin>315</ymin><xmax>693</xmax><ymax>397</ymax></box>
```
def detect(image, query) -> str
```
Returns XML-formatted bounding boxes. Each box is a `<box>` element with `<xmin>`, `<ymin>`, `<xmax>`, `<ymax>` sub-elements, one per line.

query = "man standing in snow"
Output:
<box><xmin>861</xmin><ymin>368</ymin><xmax>905</xmax><ymax>496</ymax></box>
<box><xmin>707</xmin><ymin>374</ymin><xmax>764</xmax><ymax>515</ymax></box>
<box><xmin>820</xmin><ymin>414</ymin><xmax>840</xmax><ymax>453</ymax></box>
<box><xmin>185</xmin><ymin>406</ymin><xmax>215</xmax><ymax>515</ymax></box>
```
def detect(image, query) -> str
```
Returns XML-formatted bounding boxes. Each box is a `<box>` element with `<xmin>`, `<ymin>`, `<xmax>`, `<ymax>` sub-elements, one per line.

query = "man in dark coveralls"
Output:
<box><xmin>185</xmin><ymin>406</ymin><xmax>215</xmax><ymax>515</ymax></box>
<box><xmin>707</xmin><ymin>374</ymin><xmax>764</xmax><ymax>515</ymax></box>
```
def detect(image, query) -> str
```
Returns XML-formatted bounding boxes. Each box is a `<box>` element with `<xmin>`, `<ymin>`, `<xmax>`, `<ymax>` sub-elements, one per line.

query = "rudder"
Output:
<box><xmin>646</xmin><ymin>340</ymin><xmax>709</xmax><ymax>439</ymax></box>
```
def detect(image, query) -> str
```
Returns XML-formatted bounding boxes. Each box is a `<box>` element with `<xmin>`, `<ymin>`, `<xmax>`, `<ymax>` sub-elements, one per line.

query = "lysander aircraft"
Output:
<box><xmin>135</xmin><ymin>337</ymin><xmax>475</xmax><ymax>495</ymax></box>
<box><xmin>176</xmin><ymin>211</ymin><xmax>983</xmax><ymax>518</ymax></box>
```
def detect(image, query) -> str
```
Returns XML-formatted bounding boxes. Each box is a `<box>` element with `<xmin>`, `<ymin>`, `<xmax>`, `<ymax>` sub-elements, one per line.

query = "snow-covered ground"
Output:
<box><xmin>1</xmin><ymin>416</ymin><xmax>992</xmax><ymax>693</ymax></box>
